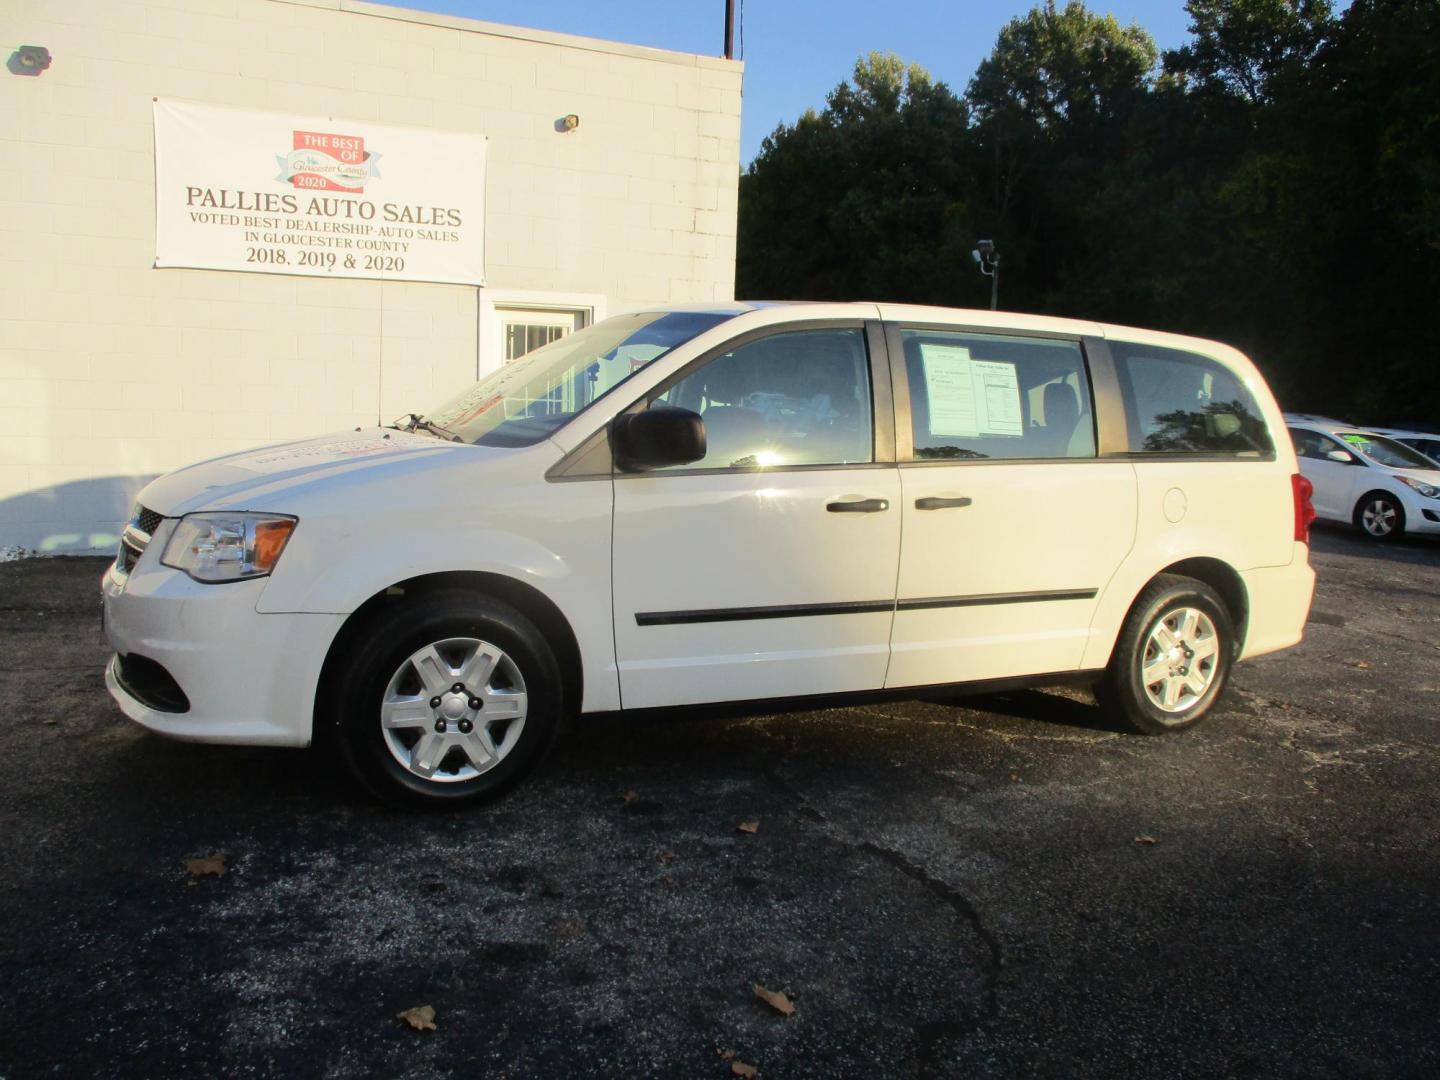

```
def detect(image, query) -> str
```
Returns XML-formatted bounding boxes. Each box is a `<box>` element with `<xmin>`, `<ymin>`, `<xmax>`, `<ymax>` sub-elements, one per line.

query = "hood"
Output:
<box><xmin>137</xmin><ymin>429</ymin><xmax>485</xmax><ymax>517</ymax></box>
<box><xmin>1394</xmin><ymin>467</ymin><xmax>1440</xmax><ymax>486</ymax></box>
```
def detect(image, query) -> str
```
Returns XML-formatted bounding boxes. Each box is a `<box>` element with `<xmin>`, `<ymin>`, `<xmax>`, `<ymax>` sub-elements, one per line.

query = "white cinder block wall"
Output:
<box><xmin>0</xmin><ymin>0</ymin><xmax>742</xmax><ymax>552</ymax></box>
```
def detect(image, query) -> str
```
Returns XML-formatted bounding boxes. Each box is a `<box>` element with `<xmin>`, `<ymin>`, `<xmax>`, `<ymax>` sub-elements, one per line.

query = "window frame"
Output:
<box><xmin>886</xmin><ymin>321</ymin><xmax>1117</xmax><ymax>465</ymax></box>
<box><xmin>1104</xmin><ymin>338</ymin><xmax>1278</xmax><ymax>462</ymax></box>
<box><xmin>603</xmin><ymin>318</ymin><xmax>896</xmax><ymax>479</ymax></box>
<box><xmin>1289</xmin><ymin>426</ymin><xmax>1363</xmax><ymax>465</ymax></box>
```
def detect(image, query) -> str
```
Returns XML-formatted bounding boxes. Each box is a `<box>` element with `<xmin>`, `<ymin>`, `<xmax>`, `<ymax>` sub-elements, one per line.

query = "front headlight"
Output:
<box><xmin>1397</xmin><ymin>476</ymin><xmax>1439</xmax><ymax>498</ymax></box>
<box><xmin>161</xmin><ymin>512</ymin><xmax>298</xmax><ymax>582</ymax></box>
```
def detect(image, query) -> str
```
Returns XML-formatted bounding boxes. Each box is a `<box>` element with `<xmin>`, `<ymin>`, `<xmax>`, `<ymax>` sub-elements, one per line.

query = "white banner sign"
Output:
<box><xmin>153</xmin><ymin>100</ymin><xmax>486</xmax><ymax>285</ymax></box>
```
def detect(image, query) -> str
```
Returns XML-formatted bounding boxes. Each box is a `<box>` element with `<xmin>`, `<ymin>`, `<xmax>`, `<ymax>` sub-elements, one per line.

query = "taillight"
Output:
<box><xmin>1292</xmin><ymin>473</ymin><xmax>1316</xmax><ymax>542</ymax></box>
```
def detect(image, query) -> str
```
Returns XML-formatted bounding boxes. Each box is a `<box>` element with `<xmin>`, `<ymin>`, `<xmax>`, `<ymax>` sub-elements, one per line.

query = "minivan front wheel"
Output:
<box><xmin>330</xmin><ymin>591</ymin><xmax>562</xmax><ymax>806</ymax></box>
<box><xmin>1095</xmin><ymin>574</ymin><xmax>1234</xmax><ymax>735</ymax></box>
<box><xmin>1354</xmin><ymin>491</ymin><xmax>1404</xmax><ymax>541</ymax></box>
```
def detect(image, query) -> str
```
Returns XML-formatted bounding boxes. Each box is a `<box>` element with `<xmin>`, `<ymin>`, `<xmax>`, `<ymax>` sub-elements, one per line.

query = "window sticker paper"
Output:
<box><xmin>919</xmin><ymin>344</ymin><xmax>1023</xmax><ymax>438</ymax></box>
<box><xmin>920</xmin><ymin>344</ymin><xmax>979</xmax><ymax>436</ymax></box>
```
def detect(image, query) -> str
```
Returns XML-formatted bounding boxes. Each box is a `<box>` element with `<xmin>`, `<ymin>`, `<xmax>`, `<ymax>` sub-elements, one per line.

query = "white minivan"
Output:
<box><xmin>102</xmin><ymin>303</ymin><xmax>1316</xmax><ymax>805</ymax></box>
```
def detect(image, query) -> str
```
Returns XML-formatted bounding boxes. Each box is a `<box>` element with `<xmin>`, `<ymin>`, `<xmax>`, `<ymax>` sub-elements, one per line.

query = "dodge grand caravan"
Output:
<box><xmin>102</xmin><ymin>303</ymin><xmax>1316</xmax><ymax>805</ymax></box>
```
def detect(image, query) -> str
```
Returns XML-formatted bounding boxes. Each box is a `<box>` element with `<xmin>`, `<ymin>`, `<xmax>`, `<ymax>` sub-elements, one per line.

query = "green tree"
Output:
<box><xmin>968</xmin><ymin>0</ymin><xmax>1158</xmax><ymax>135</ymax></box>
<box><xmin>965</xmin><ymin>2</ymin><xmax>1159</xmax><ymax>316</ymax></box>
<box><xmin>1164</xmin><ymin>0</ymin><xmax>1334</xmax><ymax>105</ymax></box>
<box><xmin>737</xmin><ymin>53</ymin><xmax>974</xmax><ymax>303</ymax></box>
<box><xmin>735</xmin><ymin>0</ymin><xmax>1440</xmax><ymax>421</ymax></box>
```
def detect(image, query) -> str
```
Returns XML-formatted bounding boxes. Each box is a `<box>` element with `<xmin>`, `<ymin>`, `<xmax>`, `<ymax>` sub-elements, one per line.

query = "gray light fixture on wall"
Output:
<box><xmin>555</xmin><ymin>113</ymin><xmax>580</xmax><ymax>133</ymax></box>
<box><xmin>8</xmin><ymin>45</ymin><xmax>52</xmax><ymax>76</ymax></box>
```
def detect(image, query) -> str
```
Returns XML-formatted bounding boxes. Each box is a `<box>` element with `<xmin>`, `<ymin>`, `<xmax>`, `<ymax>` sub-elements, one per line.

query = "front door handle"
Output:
<box><xmin>827</xmin><ymin>497</ymin><xmax>890</xmax><ymax>513</ymax></box>
<box><xmin>915</xmin><ymin>496</ymin><xmax>973</xmax><ymax>511</ymax></box>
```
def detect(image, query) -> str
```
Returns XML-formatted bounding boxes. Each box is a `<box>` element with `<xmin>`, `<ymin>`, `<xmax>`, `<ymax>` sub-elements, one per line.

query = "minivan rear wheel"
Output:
<box><xmin>1095</xmin><ymin>574</ymin><xmax>1234</xmax><ymax>735</ymax></box>
<box><xmin>328</xmin><ymin>590</ymin><xmax>562</xmax><ymax>806</ymax></box>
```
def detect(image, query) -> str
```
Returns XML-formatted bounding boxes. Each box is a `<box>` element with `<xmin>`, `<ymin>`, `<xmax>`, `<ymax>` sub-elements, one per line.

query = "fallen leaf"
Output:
<box><xmin>1352</xmin><ymin>660</ymin><xmax>1370</xmax><ymax>669</ymax></box>
<box><xmin>1007</xmin><ymin>771</ymin><xmax>1021</xmax><ymax>783</ymax></box>
<box><xmin>1134</xmin><ymin>835</ymin><xmax>1158</xmax><ymax>845</ymax></box>
<box><xmin>551</xmin><ymin>919</ymin><xmax>584</xmax><ymax>941</ymax></box>
<box><xmin>753</xmin><ymin>984</ymin><xmax>795</xmax><ymax>1016</ymax></box>
<box><xmin>732</xmin><ymin>1061</ymin><xmax>758</xmax><ymax>1078</ymax></box>
<box><xmin>737</xmin><ymin>820</ymin><xmax>760</xmax><ymax>835</ymax></box>
<box><xmin>396</xmin><ymin>1004</ymin><xmax>436</xmax><ymax>1032</ymax></box>
<box><xmin>184</xmin><ymin>853</ymin><xmax>226</xmax><ymax>877</ymax></box>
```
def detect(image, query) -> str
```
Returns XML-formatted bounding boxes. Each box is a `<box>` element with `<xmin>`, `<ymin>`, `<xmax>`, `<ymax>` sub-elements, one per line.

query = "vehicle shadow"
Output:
<box><xmin>926</xmin><ymin>685</ymin><xmax>1124</xmax><ymax>733</ymax></box>
<box><xmin>568</xmin><ymin>679</ymin><xmax>1127</xmax><ymax>760</ymax></box>
<box><xmin>1310</xmin><ymin>521</ymin><xmax>1440</xmax><ymax>567</ymax></box>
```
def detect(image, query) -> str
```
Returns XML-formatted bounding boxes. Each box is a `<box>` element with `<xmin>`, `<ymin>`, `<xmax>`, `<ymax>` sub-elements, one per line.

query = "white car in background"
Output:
<box><xmin>1285</xmin><ymin>416</ymin><xmax>1440</xmax><ymax>541</ymax></box>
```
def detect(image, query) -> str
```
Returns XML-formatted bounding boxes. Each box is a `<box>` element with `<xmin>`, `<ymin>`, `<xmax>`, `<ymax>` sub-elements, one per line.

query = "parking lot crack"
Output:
<box><xmin>1239</xmin><ymin>692</ymin><xmax>1434</xmax><ymax>774</ymax></box>
<box><xmin>754</xmin><ymin>724</ymin><xmax>1003</xmax><ymax>1043</ymax></box>
<box><xmin>1354</xmin><ymin>628</ymin><xmax>1440</xmax><ymax>655</ymax></box>
<box><xmin>856</xmin><ymin>838</ymin><xmax>1003</xmax><ymax>1020</ymax></box>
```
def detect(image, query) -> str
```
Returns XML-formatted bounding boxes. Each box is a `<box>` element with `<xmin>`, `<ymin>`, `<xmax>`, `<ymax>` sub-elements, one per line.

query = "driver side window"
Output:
<box><xmin>1291</xmin><ymin>429</ymin><xmax>1353</xmax><ymax>463</ymax></box>
<box><xmin>649</xmin><ymin>328</ymin><xmax>874</xmax><ymax>470</ymax></box>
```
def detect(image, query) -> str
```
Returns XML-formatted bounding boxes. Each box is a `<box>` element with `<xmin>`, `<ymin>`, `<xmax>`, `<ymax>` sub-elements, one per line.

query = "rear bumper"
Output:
<box><xmin>102</xmin><ymin>562</ymin><xmax>345</xmax><ymax>747</ymax></box>
<box><xmin>1238</xmin><ymin>544</ymin><xmax>1316</xmax><ymax>660</ymax></box>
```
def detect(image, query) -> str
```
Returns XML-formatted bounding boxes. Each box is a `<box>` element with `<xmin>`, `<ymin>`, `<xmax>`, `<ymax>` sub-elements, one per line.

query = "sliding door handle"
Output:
<box><xmin>915</xmin><ymin>496</ymin><xmax>973</xmax><ymax>511</ymax></box>
<box><xmin>827</xmin><ymin>497</ymin><xmax>890</xmax><ymax>513</ymax></box>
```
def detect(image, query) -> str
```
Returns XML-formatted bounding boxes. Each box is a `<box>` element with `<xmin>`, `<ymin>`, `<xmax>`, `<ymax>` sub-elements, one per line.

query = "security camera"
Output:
<box><xmin>971</xmin><ymin>250</ymin><xmax>981</xmax><ymax>264</ymax></box>
<box><xmin>975</xmin><ymin>239</ymin><xmax>995</xmax><ymax>256</ymax></box>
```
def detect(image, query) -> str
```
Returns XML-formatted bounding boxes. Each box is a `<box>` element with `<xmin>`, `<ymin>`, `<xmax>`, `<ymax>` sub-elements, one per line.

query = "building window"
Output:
<box><xmin>504</xmin><ymin>321</ymin><xmax>569</xmax><ymax>361</ymax></box>
<box><xmin>501</xmin><ymin>308</ymin><xmax>585</xmax><ymax>363</ymax></box>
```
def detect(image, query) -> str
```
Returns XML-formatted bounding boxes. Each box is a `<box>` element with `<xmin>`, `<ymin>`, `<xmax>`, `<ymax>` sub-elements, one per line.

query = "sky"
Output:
<box><xmin>379</xmin><ymin>1</ymin><xmax>1200</xmax><ymax>164</ymax></box>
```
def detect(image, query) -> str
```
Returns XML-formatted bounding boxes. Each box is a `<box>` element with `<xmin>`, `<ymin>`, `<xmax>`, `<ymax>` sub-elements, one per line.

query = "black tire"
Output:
<box><xmin>1094</xmin><ymin>574</ymin><xmax>1234</xmax><ymax>736</ymax></box>
<box><xmin>1352</xmin><ymin>490</ymin><xmax>1405</xmax><ymax>542</ymax></box>
<box><xmin>326</xmin><ymin>589</ymin><xmax>563</xmax><ymax>807</ymax></box>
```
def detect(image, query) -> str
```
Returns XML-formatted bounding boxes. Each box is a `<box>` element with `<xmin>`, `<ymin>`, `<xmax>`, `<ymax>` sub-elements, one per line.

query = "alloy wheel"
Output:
<box><xmin>1140</xmin><ymin>606</ymin><xmax>1220</xmax><ymax>716</ymax></box>
<box><xmin>378</xmin><ymin>637</ymin><xmax>528</xmax><ymax>782</ymax></box>
<box><xmin>1361</xmin><ymin>498</ymin><xmax>1398</xmax><ymax>537</ymax></box>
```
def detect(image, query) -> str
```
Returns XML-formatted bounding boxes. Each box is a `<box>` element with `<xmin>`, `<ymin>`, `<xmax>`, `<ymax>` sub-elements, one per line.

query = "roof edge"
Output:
<box><xmin>268</xmin><ymin>0</ymin><xmax>744</xmax><ymax>72</ymax></box>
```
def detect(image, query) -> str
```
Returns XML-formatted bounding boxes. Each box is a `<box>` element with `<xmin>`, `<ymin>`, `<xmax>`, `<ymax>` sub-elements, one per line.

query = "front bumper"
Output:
<box><xmin>1405</xmin><ymin>502</ymin><xmax>1440</xmax><ymax>534</ymax></box>
<box><xmin>101</xmin><ymin>558</ymin><xmax>346</xmax><ymax>747</ymax></box>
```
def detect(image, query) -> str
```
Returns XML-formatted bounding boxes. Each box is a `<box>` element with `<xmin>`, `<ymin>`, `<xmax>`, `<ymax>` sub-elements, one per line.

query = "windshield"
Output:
<box><xmin>424</xmin><ymin>310</ymin><xmax>737</xmax><ymax>447</ymax></box>
<box><xmin>1339</xmin><ymin>431</ymin><xmax>1440</xmax><ymax>470</ymax></box>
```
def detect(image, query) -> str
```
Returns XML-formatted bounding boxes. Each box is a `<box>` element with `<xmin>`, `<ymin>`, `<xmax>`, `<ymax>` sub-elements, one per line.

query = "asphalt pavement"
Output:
<box><xmin>1</xmin><ymin>526</ymin><xmax>1437</xmax><ymax>1078</ymax></box>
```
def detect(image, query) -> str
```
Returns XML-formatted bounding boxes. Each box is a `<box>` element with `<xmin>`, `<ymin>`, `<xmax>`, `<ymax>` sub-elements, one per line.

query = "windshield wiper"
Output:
<box><xmin>390</xmin><ymin>413</ymin><xmax>462</xmax><ymax>442</ymax></box>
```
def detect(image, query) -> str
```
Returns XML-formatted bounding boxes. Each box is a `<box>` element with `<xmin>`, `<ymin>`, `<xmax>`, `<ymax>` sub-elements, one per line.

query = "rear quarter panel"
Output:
<box><xmin>1079</xmin><ymin>331</ymin><xmax>1305</xmax><ymax>670</ymax></box>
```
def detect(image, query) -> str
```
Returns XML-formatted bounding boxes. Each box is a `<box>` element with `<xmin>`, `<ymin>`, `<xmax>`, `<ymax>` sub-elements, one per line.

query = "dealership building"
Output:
<box><xmin>0</xmin><ymin>0</ymin><xmax>743</xmax><ymax>552</ymax></box>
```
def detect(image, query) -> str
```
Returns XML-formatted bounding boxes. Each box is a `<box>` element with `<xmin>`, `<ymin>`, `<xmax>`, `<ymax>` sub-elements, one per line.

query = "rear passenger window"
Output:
<box><xmin>900</xmin><ymin>330</ymin><xmax>1095</xmax><ymax>460</ymax></box>
<box><xmin>1112</xmin><ymin>342</ymin><xmax>1273</xmax><ymax>456</ymax></box>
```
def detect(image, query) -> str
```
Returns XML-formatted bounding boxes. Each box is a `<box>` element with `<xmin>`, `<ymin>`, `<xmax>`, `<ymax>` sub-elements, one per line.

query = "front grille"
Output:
<box><xmin>135</xmin><ymin>506</ymin><xmax>163</xmax><ymax>536</ymax></box>
<box><xmin>113</xmin><ymin>654</ymin><xmax>190</xmax><ymax>713</ymax></box>
<box><xmin>117</xmin><ymin>534</ymin><xmax>145</xmax><ymax>574</ymax></box>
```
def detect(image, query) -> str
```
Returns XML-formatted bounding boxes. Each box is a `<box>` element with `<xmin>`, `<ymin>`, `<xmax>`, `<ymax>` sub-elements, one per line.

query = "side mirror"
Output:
<box><xmin>1326</xmin><ymin>449</ymin><xmax>1354</xmax><ymax>464</ymax></box>
<box><xmin>612</xmin><ymin>406</ymin><xmax>706</xmax><ymax>471</ymax></box>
